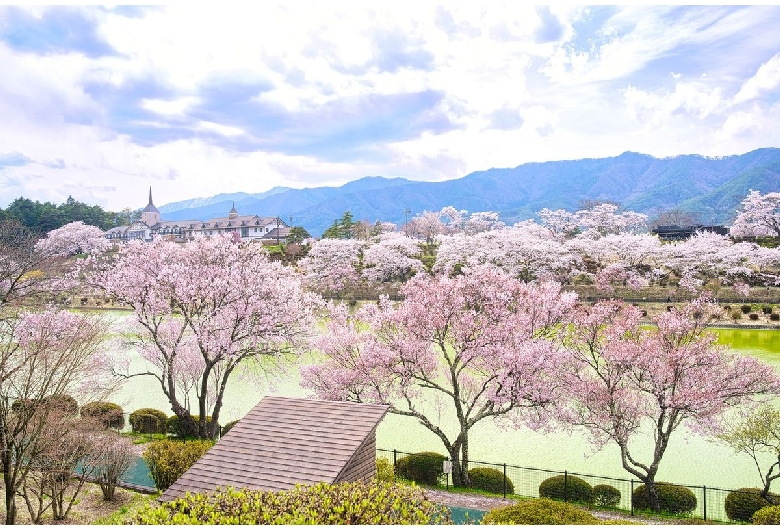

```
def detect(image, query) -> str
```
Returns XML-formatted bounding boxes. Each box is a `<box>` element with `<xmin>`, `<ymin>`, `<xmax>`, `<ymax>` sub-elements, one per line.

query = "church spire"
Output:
<box><xmin>141</xmin><ymin>186</ymin><xmax>160</xmax><ymax>226</ymax></box>
<box><xmin>228</xmin><ymin>201</ymin><xmax>238</xmax><ymax>219</ymax></box>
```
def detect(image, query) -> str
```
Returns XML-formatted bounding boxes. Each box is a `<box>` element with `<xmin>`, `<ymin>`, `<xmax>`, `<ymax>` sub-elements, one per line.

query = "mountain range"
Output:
<box><xmin>158</xmin><ymin>148</ymin><xmax>780</xmax><ymax>237</ymax></box>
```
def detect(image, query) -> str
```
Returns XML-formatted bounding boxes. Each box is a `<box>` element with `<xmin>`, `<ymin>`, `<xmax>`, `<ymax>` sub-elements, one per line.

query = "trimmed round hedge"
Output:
<box><xmin>752</xmin><ymin>505</ymin><xmax>780</xmax><ymax>525</ymax></box>
<box><xmin>468</xmin><ymin>467</ymin><xmax>514</xmax><ymax>495</ymax></box>
<box><xmin>724</xmin><ymin>487</ymin><xmax>779</xmax><ymax>522</ymax></box>
<box><xmin>81</xmin><ymin>401</ymin><xmax>125</xmax><ymax>430</ymax></box>
<box><xmin>482</xmin><ymin>498</ymin><xmax>599</xmax><ymax>525</ymax></box>
<box><xmin>129</xmin><ymin>408</ymin><xmax>168</xmax><ymax>434</ymax></box>
<box><xmin>632</xmin><ymin>482</ymin><xmax>696</xmax><ymax>515</ymax></box>
<box><xmin>143</xmin><ymin>439</ymin><xmax>215</xmax><ymax>491</ymax></box>
<box><xmin>394</xmin><ymin>452</ymin><xmax>446</xmax><ymax>486</ymax></box>
<box><xmin>221</xmin><ymin>419</ymin><xmax>239</xmax><ymax>437</ymax></box>
<box><xmin>539</xmin><ymin>474</ymin><xmax>593</xmax><ymax>503</ymax></box>
<box><xmin>167</xmin><ymin>414</ymin><xmax>219</xmax><ymax>438</ymax></box>
<box><xmin>593</xmin><ymin>484</ymin><xmax>621</xmax><ymax>508</ymax></box>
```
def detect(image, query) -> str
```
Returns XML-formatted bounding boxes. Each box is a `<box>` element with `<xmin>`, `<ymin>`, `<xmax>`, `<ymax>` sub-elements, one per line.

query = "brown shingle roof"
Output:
<box><xmin>159</xmin><ymin>396</ymin><xmax>388</xmax><ymax>501</ymax></box>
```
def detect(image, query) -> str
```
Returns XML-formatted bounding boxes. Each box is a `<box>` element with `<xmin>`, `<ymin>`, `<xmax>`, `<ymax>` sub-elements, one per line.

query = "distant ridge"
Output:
<box><xmin>158</xmin><ymin>149</ymin><xmax>780</xmax><ymax>236</ymax></box>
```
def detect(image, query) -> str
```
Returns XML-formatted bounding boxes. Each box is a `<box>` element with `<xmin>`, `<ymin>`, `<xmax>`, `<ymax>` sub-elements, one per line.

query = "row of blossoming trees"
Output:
<box><xmin>299</xmin><ymin>192</ymin><xmax>780</xmax><ymax>298</ymax></box>
<box><xmin>1</xmin><ymin>190</ymin><xmax>779</xmax><ymax>521</ymax></box>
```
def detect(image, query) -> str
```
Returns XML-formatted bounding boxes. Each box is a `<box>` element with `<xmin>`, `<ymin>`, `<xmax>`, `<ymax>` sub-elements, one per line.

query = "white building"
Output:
<box><xmin>105</xmin><ymin>188</ymin><xmax>291</xmax><ymax>244</ymax></box>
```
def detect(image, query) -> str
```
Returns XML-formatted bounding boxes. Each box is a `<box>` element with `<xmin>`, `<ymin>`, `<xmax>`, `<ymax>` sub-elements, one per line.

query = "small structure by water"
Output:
<box><xmin>159</xmin><ymin>396</ymin><xmax>388</xmax><ymax>502</ymax></box>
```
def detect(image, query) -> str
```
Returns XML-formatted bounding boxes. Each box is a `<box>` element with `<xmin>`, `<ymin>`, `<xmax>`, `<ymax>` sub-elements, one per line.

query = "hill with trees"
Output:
<box><xmin>159</xmin><ymin>149</ymin><xmax>780</xmax><ymax>237</ymax></box>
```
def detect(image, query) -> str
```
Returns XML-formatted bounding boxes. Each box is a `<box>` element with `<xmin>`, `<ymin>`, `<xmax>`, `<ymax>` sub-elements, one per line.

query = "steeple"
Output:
<box><xmin>228</xmin><ymin>201</ymin><xmax>238</xmax><ymax>219</ymax></box>
<box><xmin>141</xmin><ymin>186</ymin><xmax>161</xmax><ymax>226</ymax></box>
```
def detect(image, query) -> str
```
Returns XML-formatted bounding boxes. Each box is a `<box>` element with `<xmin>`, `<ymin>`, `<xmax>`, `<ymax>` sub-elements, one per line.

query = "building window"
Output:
<box><xmin>241</xmin><ymin>228</ymin><xmax>249</xmax><ymax>237</ymax></box>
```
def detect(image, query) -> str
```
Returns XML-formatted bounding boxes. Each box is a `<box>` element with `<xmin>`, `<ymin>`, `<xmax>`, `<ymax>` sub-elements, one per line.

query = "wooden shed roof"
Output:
<box><xmin>159</xmin><ymin>396</ymin><xmax>389</xmax><ymax>502</ymax></box>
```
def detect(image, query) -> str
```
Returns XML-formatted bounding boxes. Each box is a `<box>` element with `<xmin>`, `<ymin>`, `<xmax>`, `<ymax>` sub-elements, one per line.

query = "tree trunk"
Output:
<box><xmin>3</xmin><ymin>452</ymin><xmax>17</xmax><ymax>525</ymax></box>
<box><xmin>643</xmin><ymin>477</ymin><xmax>661</xmax><ymax>512</ymax></box>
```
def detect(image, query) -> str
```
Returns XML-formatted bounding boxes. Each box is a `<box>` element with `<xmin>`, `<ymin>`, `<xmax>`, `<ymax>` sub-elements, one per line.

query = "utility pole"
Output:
<box><xmin>404</xmin><ymin>207</ymin><xmax>411</xmax><ymax>236</ymax></box>
<box><xmin>276</xmin><ymin>216</ymin><xmax>281</xmax><ymax>245</ymax></box>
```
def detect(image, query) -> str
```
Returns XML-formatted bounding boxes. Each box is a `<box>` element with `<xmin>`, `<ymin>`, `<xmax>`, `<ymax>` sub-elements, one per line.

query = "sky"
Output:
<box><xmin>1</xmin><ymin>4</ymin><xmax>780</xmax><ymax>212</ymax></box>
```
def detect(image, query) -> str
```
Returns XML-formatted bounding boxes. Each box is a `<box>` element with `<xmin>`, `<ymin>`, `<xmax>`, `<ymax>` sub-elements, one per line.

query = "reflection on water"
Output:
<box><xmin>110</xmin><ymin>322</ymin><xmax>780</xmax><ymax>491</ymax></box>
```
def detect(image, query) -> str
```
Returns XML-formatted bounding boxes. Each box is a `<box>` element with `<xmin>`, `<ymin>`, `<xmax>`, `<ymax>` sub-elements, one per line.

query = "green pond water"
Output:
<box><xmin>110</xmin><ymin>319</ymin><xmax>780</xmax><ymax>492</ymax></box>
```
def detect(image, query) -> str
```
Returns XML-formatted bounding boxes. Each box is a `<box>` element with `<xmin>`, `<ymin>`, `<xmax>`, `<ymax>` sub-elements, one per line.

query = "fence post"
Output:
<box><xmin>564</xmin><ymin>470</ymin><xmax>568</xmax><ymax>503</ymax></box>
<box><xmin>503</xmin><ymin>463</ymin><xmax>507</xmax><ymax>499</ymax></box>
<box><xmin>630</xmin><ymin>479</ymin><xmax>634</xmax><ymax>516</ymax></box>
<box><xmin>393</xmin><ymin>449</ymin><xmax>397</xmax><ymax>469</ymax></box>
<box><xmin>703</xmin><ymin>485</ymin><xmax>707</xmax><ymax>521</ymax></box>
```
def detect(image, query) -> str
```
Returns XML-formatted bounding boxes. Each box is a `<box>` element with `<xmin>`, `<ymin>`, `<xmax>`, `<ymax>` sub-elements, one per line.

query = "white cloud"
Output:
<box><xmin>1</xmin><ymin>5</ymin><xmax>780</xmax><ymax>211</ymax></box>
<box><xmin>733</xmin><ymin>52</ymin><xmax>780</xmax><ymax>104</ymax></box>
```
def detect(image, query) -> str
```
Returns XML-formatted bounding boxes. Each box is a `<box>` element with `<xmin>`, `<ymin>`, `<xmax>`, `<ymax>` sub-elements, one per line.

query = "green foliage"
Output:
<box><xmin>1</xmin><ymin>195</ymin><xmax>126</xmax><ymax>232</ymax></box>
<box><xmin>81</xmin><ymin>401</ymin><xmax>125</xmax><ymax>429</ymax></box>
<box><xmin>394</xmin><ymin>452</ymin><xmax>446</xmax><ymax>486</ymax></box>
<box><xmin>287</xmin><ymin>226</ymin><xmax>311</xmax><ymax>244</ymax></box>
<box><xmin>220</xmin><ymin>420</ymin><xmax>239</xmax><ymax>437</ymax></box>
<box><xmin>632</xmin><ymin>482</ymin><xmax>697</xmax><ymax>515</ymax></box>
<box><xmin>129</xmin><ymin>408</ymin><xmax>169</xmax><ymax>434</ymax></box>
<box><xmin>771</xmin><ymin>313</ymin><xmax>780</xmax><ymax>321</ymax></box>
<box><xmin>539</xmin><ymin>474</ymin><xmax>593</xmax><ymax>503</ymax></box>
<box><xmin>593</xmin><ymin>484</ymin><xmax>621</xmax><ymax>508</ymax></box>
<box><xmin>741</xmin><ymin>304</ymin><xmax>752</xmax><ymax>314</ymax></box>
<box><xmin>731</xmin><ymin>311</ymin><xmax>742</xmax><ymax>320</ymax></box>
<box><xmin>481</xmin><ymin>498</ymin><xmax>599</xmax><ymax>525</ymax></box>
<box><xmin>724</xmin><ymin>487</ymin><xmax>779</xmax><ymax>522</ymax></box>
<box><xmin>143</xmin><ymin>439</ymin><xmax>214</xmax><ymax>491</ymax></box>
<box><xmin>376</xmin><ymin>457</ymin><xmax>395</xmax><ymax>483</ymax></box>
<box><xmin>749</xmin><ymin>313</ymin><xmax>759</xmax><ymax>320</ymax></box>
<box><xmin>752</xmin><ymin>505</ymin><xmax>780</xmax><ymax>524</ymax></box>
<box><xmin>762</xmin><ymin>306</ymin><xmax>773</xmax><ymax>315</ymax></box>
<box><xmin>467</xmin><ymin>467</ymin><xmax>514</xmax><ymax>494</ymax></box>
<box><xmin>166</xmin><ymin>414</ymin><xmax>218</xmax><ymax>438</ymax></box>
<box><xmin>125</xmin><ymin>482</ymin><xmax>451</xmax><ymax>525</ymax></box>
<box><xmin>322</xmin><ymin>211</ymin><xmax>357</xmax><ymax>239</ymax></box>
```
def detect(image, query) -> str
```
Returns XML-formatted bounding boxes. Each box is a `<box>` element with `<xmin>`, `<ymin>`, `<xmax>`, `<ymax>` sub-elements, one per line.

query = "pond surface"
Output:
<box><xmin>109</xmin><ymin>318</ymin><xmax>780</xmax><ymax>492</ymax></box>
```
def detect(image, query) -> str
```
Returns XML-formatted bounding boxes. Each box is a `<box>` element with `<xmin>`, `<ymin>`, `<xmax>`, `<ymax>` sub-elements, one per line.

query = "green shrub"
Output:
<box><xmin>376</xmin><ymin>457</ymin><xmax>395</xmax><ymax>483</ymax></box>
<box><xmin>741</xmin><ymin>304</ymin><xmax>751</xmax><ymax>314</ymax></box>
<box><xmin>632</xmin><ymin>482</ymin><xmax>697</xmax><ymax>515</ymax></box>
<box><xmin>130</xmin><ymin>408</ymin><xmax>169</xmax><ymax>434</ymax></box>
<box><xmin>143</xmin><ymin>439</ymin><xmax>214</xmax><ymax>491</ymax></box>
<box><xmin>539</xmin><ymin>474</ymin><xmax>593</xmax><ymax>503</ymax></box>
<box><xmin>126</xmin><ymin>482</ymin><xmax>451</xmax><ymax>524</ymax></box>
<box><xmin>752</xmin><ymin>505</ymin><xmax>780</xmax><ymax>524</ymax></box>
<box><xmin>771</xmin><ymin>313</ymin><xmax>780</xmax><ymax>321</ymax></box>
<box><xmin>749</xmin><ymin>313</ymin><xmax>759</xmax><ymax>320</ymax></box>
<box><xmin>593</xmin><ymin>484</ymin><xmax>621</xmax><ymax>508</ymax></box>
<box><xmin>167</xmin><ymin>414</ymin><xmax>219</xmax><ymax>438</ymax></box>
<box><xmin>468</xmin><ymin>467</ymin><xmax>514</xmax><ymax>494</ymax></box>
<box><xmin>394</xmin><ymin>452</ymin><xmax>446</xmax><ymax>486</ymax></box>
<box><xmin>762</xmin><ymin>306</ymin><xmax>773</xmax><ymax>315</ymax></box>
<box><xmin>731</xmin><ymin>311</ymin><xmax>742</xmax><ymax>320</ymax></box>
<box><xmin>724</xmin><ymin>487</ymin><xmax>779</xmax><ymax>522</ymax></box>
<box><xmin>81</xmin><ymin>401</ymin><xmax>125</xmax><ymax>430</ymax></box>
<box><xmin>482</xmin><ymin>498</ymin><xmax>599</xmax><ymax>525</ymax></box>
<box><xmin>220</xmin><ymin>419</ymin><xmax>239</xmax><ymax>437</ymax></box>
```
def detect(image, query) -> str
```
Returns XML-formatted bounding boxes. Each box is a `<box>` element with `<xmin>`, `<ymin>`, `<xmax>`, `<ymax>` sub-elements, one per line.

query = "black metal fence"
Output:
<box><xmin>377</xmin><ymin>448</ymin><xmax>766</xmax><ymax>523</ymax></box>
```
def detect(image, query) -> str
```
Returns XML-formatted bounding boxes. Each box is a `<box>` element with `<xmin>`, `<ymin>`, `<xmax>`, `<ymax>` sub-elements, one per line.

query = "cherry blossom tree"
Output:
<box><xmin>361</xmin><ymin>233</ymin><xmax>423</xmax><ymax>283</ymax></box>
<box><xmin>556</xmin><ymin>298</ymin><xmax>779</xmax><ymax>511</ymax></box>
<box><xmin>576</xmin><ymin>203</ymin><xmax>648</xmax><ymax>238</ymax></box>
<box><xmin>87</xmin><ymin>234</ymin><xmax>320</xmax><ymax>439</ymax></box>
<box><xmin>1</xmin><ymin>309</ymin><xmax>113</xmax><ymax>525</ymax></box>
<box><xmin>406</xmin><ymin>210</ymin><xmax>446</xmax><ymax>243</ymax></box>
<box><xmin>435</xmin><ymin>224</ymin><xmax>582</xmax><ymax>283</ymax></box>
<box><xmin>298</xmin><ymin>238</ymin><xmax>364</xmax><ymax>295</ymax></box>
<box><xmin>730</xmin><ymin>190</ymin><xmax>780</xmax><ymax>238</ymax></box>
<box><xmin>537</xmin><ymin>208</ymin><xmax>580</xmax><ymax>240</ymax></box>
<box><xmin>34</xmin><ymin>221</ymin><xmax>111</xmax><ymax>258</ymax></box>
<box><xmin>301</xmin><ymin>266</ymin><xmax>577</xmax><ymax>486</ymax></box>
